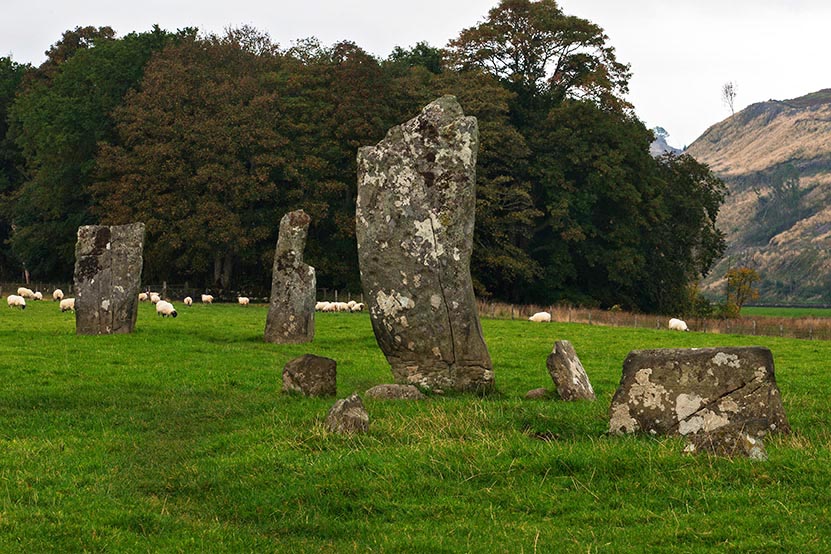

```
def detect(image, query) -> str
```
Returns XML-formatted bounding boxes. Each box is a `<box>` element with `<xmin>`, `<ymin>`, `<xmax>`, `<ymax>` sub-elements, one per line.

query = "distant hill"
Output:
<box><xmin>686</xmin><ymin>89</ymin><xmax>831</xmax><ymax>303</ymax></box>
<box><xmin>649</xmin><ymin>127</ymin><xmax>683</xmax><ymax>157</ymax></box>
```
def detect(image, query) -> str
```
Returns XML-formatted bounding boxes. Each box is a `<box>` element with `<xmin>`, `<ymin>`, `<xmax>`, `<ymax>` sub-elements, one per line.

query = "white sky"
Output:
<box><xmin>2</xmin><ymin>0</ymin><xmax>830</xmax><ymax>148</ymax></box>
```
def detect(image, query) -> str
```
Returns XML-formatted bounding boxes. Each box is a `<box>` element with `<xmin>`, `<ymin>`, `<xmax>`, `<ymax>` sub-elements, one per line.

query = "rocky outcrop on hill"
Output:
<box><xmin>687</xmin><ymin>89</ymin><xmax>831</xmax><ymax>303</ymax></box>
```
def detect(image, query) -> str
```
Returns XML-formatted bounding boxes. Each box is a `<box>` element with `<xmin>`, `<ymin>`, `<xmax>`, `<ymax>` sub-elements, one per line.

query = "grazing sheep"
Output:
<box><xmin>33</xmin><ymin>291</ymin><xmax>43</xmax><ymax>301</ymax></box>
<box><xmin>138</xmin><ymin>292</ymin><xmax>148</xmax><ymax>302</ymax></box>
<box><xmin>150</xmin><ymin>293</ymin><xmax>161</xmax><ymax>304</ymax></box>
<box><xmin>53</xmin><ymin>289</ymin><xmax>64</xmax><ymax>301</ymax></box>
<box><xmin>528</xmin><ymin>311</ymin><xmax>552</xmax><ymax>323</ymax></box>
<box><xmin>350</xmin><ymin>302</ymin><xmax>365</xmax><ymax>312</ymax></box>
<box><xmin>156</xmin><ymin>300</ymin><xmax>177</xmax><ymax>318</ymax></box>
<box><xmin>238</xmin><ymin>296</ymin><xmax>250</xmax><ymax>306</ymax></box>
<box><xmin>17</xmin><ymin>287</ymin><xmax>35</xmax><ymax>299</ymax></box>
<box><xmin>7</xmin><ymin>294</ymin><xmax>26</xmax><ymax>309</ymax></box>
<box><xmin>347</xmin><ymin>300</ymin><xmax>357</xmax><ymax>310</ymax></box>
<box><xmin>183</xmin><ymin>296</ymin><xmax>193</xmax><ymax>306</ymax></box>
<box><xmin>201</xmin><ymin>294</ymin><xmax>214</xmax><ymax>304</ymax></box>
<box><xmin>315</xmin><ymin>301</ymin><xmax>331</xmax><ymax>311</ymax></box>
<box><xmin>60</xmin><ymin>298</ymin><xmax>75</xmax><ymax>312</ymax></box>
<box><xmin>668</xmin><ymin>318</ymin><xmax>689</xmax><ymax>331</ymax></box>
<box><xmin>333</xmin><ymin>301</ymin><xmax>350</xmax><ymax>312</ymax></box>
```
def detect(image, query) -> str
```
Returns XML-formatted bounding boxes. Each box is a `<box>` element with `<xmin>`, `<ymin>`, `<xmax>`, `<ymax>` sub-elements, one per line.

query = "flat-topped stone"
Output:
<box><xmin>609</xmin><ymin>346</ymin><xmax>789</xmax><ymax>437</ymax></box>
<box><xmin>74</xmin><ymin>223</ymin><xmax>145</xmax><ymax>335</ymax></box>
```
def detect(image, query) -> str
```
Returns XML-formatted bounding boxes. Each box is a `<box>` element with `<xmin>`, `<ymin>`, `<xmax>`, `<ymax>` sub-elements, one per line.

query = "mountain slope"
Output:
<box><xmin>686</xmin><ymin>89</ymin><xmax>831</xmax><ymax>303</ymax></box>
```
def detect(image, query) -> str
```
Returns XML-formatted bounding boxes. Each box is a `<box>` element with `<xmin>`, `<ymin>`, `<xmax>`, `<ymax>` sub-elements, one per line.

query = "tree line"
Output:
<box><xmin>0</xmin><ymin>0</ymin><xmax>726</xmax><ymax>314</ymax></box>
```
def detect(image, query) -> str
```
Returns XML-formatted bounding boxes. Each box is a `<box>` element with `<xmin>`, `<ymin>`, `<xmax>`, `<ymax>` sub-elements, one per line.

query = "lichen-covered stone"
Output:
<box><xmin>325</xmin><ymin>394</ymin><xmax>369</xmax><ymax>434</ymax></box>
<box><xmin>282</xmin><ymin>354</ymin><xmax>336</xmax><ymax>397</ymax></box>
<box><xmin>546</xmin><ymin>340</ymin><xmax>595</xmax><ymax>401</ymax></box>
<box><xmin>265</xmin><ymin>210</ymin><xmax>315</xmax><ymax>343</ymax></box>
<box><xmin>74</xmin><ymin>223</ymin><xmax>144</xmax><ymax>335</ymax></box>
<box><xmin>609</xmin><ymin>347</ymin><xmax>789</xmax><ymax>437</ymax></box>
<box><xmin>683</xmin><ymin>425</ymin><xmax>768</xmax><ymax>460</ymax></box>
<box><xmin>356</xmin><ymin>95</ymin><xmax>492</xmax><ymax>392</ymax></box>
<box><xmin>365</xmin><ymin>384</ymin><xmax>427</xmax><ymax>400</ymax></box>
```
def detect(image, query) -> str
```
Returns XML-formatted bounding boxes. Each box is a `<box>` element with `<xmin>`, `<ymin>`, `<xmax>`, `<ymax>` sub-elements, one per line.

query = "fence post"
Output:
<box><xmin>779</xmin><ymin>324</ymin><xmax>783</xmax><ymax>337</ymax></box>
<box><xmin>162</xmin><ymin>281</ymin><xmax>167</xmax><ymax>299</ymax></box>
<box><xmin>335</xmin><ymin>290</ymin><xmax>338</xmax><ymax>302</ymax></box>
<box><xmin>588</xmin><ymin>313</ymin><xmax>592</xmax><ymax>325</ymax></box>
<box><xmin>752</xmin><ymin>320</ymin><xmax>757</xmax><ymax>335</ymax></box>
<box><xmin>810</xmin><ymin>326</ymin><xmax>814</xmax><ymax>340</ymax></box>
<box><xmin>511</xmin><ymin>304</ymin><xmax>514</xmax><ymax>320</ymax></box>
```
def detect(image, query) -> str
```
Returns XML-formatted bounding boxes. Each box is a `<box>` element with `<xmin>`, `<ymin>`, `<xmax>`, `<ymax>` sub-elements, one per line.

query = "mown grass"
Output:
<box><xmin>742</xmin><ymin>306</ymin><xmax>831</xmax><ymax>318</ymax></box>
<box><xmin>2</xmin><ymin>301</ymin><xmax>830</xmax><ymax>552</ymax></box>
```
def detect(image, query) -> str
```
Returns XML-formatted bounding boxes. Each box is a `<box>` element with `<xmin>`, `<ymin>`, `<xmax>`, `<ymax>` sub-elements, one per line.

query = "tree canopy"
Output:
<box><xmin>0</xmin><ymin>2</ymin><xmax>727</xmax><ymax>314</ymax></box>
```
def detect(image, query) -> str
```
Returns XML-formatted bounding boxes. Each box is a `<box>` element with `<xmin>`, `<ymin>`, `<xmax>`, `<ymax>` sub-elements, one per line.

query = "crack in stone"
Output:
<box><xmin>669</xmin><ymin>380</ymin><xmax>766</xmax><ymax>432</ymax></box>
<box><xmin>428</xmin><ymin>214</ymin><xmax>457</xmax><ymax>366</ymax></box>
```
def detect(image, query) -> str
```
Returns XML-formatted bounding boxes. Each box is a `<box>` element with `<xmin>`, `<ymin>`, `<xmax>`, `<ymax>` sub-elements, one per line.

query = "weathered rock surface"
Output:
<box><xmin>546</xmin><ymin>340</ymin><xmax>596</xmax><ymax>401</ymax></box>
<box><xmin>609</xmin><ymin>347</ymin><xmax>789</xmax><ymax>437</ymax></box>
<box><xmin>282</xmin><ymin>354</ymin><xmax>336</xmax><ymax>397</ymax></box>
<box><xmin>356</xmin><ymin>95</ymin><xmax>493</xmax><ymax>393</ymax></box>
<box><xmin>325</xmin><ymin>394</ymin><xmax>369</xmax><ymax>434</ymax></box>
<box><xmin>365</xmin><ymin>384</ymin><xmax>428</xmax><ymax>400</ymax></box>
<box><xmin>683</xmin><ymin>425</ymin><xmax>768</xmax><ymax>460</ymax></box>
<box><xmin>265</xmin><ymin>210</ymin><xmax>315</xmax><ymax>343</ymax></box>
<box><xmin>524</xmin><ymin>388</ymin><xmax>550</xmax><ymax>400</ymax></box>
<box><xmin>74</xmin><ymin>223</ymin><xmax>145</xmax><ymax>335</ymax></box>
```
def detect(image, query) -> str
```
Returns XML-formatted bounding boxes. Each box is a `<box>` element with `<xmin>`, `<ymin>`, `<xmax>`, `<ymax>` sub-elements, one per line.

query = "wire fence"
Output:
<box><xmin>477</xmin><ymin>300</ymin><xmax>831</xmax><ymax>341</ymax></box>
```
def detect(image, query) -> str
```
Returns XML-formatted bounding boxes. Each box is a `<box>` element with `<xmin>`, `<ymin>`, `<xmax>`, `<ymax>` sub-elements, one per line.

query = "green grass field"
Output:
<box><xmin>742</xmin><ymin>306</ymin><xmax>831</xmax><ymax>318</ymax></box>
<box><xmin>2</xmin><ymin>301</ymin><xmax>830</xmax><ymax>552</ymax></box>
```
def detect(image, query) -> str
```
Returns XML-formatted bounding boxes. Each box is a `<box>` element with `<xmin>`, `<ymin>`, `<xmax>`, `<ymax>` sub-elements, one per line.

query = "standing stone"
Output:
<box><xmin>546</xmin><ymin>340</ymin><xmax>596</xmax><ymax>401</ymax></box>
<box><xmin>282</xmin><ymin>354</ymin><xmax>337</xmax><ymax>397</ymax></box>
<box><xmin>325</xmin><ymin>394</ymin><xmax>370</xmax><ymax>434</ymax></box>
<box><xmin>356</xmin><ymin>95</ymin><xmax>493</xmax><ymax>393</ymax></box>
<box><xmin>608</xmin><ymin>347</ymin><xmax>790</xmax><ymax>437</ymax></box>
<box><xmin>265</xmin><ymin>210</ymin><xmax>315</xmax><ymax>343</ymax></box>
<box><xmin>74</xmin><ymin>223</ymin><xmax>145</xmax><ymax>335</ymax></box>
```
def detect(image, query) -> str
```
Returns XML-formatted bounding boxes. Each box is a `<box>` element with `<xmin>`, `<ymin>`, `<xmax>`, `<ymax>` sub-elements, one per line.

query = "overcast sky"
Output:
<box><xmin>2</xmin><ymin>0</ymin><xmax>829</xmax><ymax>148</ymax></box>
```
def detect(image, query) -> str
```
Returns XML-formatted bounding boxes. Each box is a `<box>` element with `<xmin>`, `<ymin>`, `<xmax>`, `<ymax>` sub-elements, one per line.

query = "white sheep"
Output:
<box><xmin>238</xmin><ymin>296</ymin><xmax>250</xmax><ymax>306</ymax></box>
<box><xmin>315</xmin><ymin>301</ymin><xmax>331</xmax><ymax>311</ymax></box>
<box><xmin>201</xmin><ymin>294</ymin><xmax>214</xmax><ymax>304</ymax></box>
<box><xmin>17</xmin><ymin>287</ymin><xmax>35</xmax><ymax>299</ymax></box>
<box><xmin>183</xmin><ymin>296</ymin><xmax>193</xmax><ymax>306</ymax></box>
<box><xmin>350</xmin><ymin>302</ymin><xmax>365</xmax><ymax>312</ymax></box>
<box><xmin>150</xmin><ymin>293</ymin><xmax>161</xmax><ymax>304</ymax></box>
<box><xmin>138</xmin><ymin>292</ymin><xmax>148</xmax><ymax>302</ymax></box>
<box><xmin>668</xmin><ymin>318</ymin><xmax>689</xmax><ymax>331</ymax></box>
<box><xmin>60</xmin><ymin>298</ymin><xmax>75</xmax><ymax>312</ymax></box>
<box><xmin>33</xmin><ymin>291</ymin><xmax>43</xmax><ymax>301</ymax></box>
<box><xmin>333</xmin><ymin>301</ymin><xmax>350</xmax><ymax>312</ymax></box>
<box><xmin>7</xmin><ymin>294</ymin><xmax>26</xmax><ymax>309</ymax></box>
<box><xmin>528</xmin><ymin>311</ymin><xmax>552</xmax><ymax>323</ymax></box>
<box><xmin>53</xmin><ymin>289</ymin><xmax>64</xmax><ymax>301</ymax></box>
<box><xmin>156</xmin><ymin>300</ymin><xmax>177</xmax><ymax>318</ymax></box>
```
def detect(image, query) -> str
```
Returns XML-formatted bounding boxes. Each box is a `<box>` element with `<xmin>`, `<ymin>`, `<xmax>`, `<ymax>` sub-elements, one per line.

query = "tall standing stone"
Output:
<box><xmin>356</xmin><ymin>95</ymin><xmax>493</xmax><ymax>392</ymax></box>
<box><xmin>264</xmin><ymin>210</ymin><xmax>315</xmax><ymax>343</ymax></box>
<box><xmin>74</xmin><ymin>223</ymin><xmax>145</xmax><ymax>335</ymax></box>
